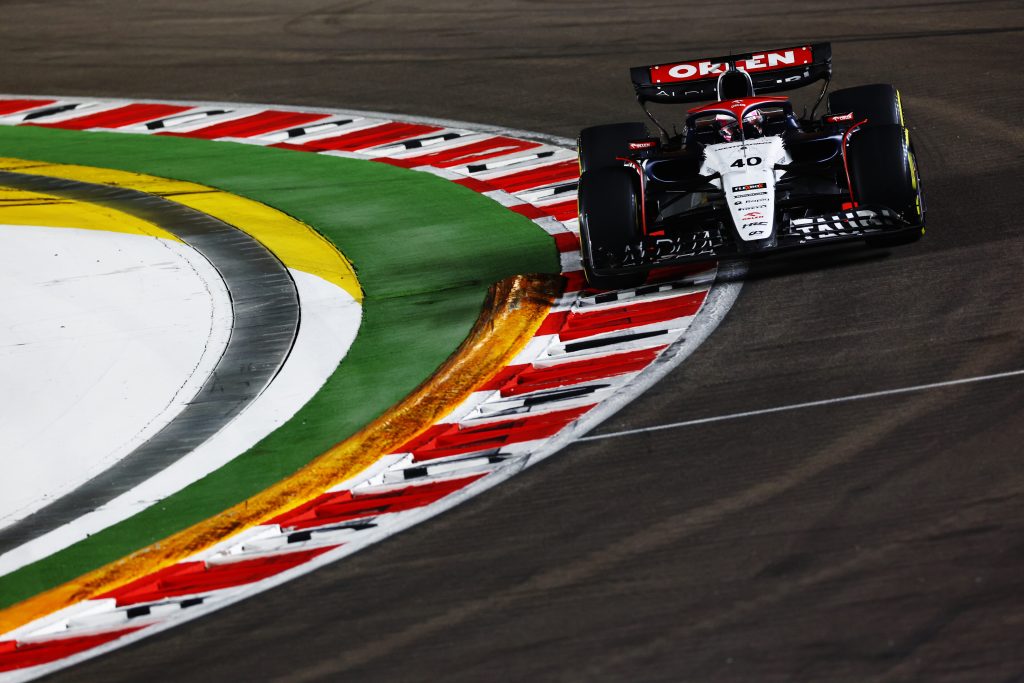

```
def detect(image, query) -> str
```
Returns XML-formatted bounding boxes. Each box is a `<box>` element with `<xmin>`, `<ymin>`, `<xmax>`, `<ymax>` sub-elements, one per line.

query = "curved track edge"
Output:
<box><xmin>0</xmin><ymin>96</ymin><xmax>741</xmax><ymax>680</ymax></box>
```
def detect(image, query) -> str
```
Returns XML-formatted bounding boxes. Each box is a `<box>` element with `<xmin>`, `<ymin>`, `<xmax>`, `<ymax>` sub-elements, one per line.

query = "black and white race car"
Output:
<box><xmin>577</xmin><ymin>42</ymin><xmax>925</xmax><ymax>289</ymax></box>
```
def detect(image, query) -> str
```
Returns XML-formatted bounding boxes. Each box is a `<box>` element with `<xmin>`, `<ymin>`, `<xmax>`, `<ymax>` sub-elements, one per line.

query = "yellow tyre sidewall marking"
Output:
<box><xmin>0</xmin><ymin>158</ymin><xmax>362</xmax><ymax>302</ymax></box>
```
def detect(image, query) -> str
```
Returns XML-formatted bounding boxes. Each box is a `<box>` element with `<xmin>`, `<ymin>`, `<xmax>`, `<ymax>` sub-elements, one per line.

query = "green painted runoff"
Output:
<box><xmin>0</xmin><ymin>125</ymin><xmax>557</xmax><ymax>608</ymax></box>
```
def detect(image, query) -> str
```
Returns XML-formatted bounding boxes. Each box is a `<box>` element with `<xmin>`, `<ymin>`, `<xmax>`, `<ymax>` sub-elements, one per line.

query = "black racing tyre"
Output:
<box><xmin>577</xmin><ymin>122</ymin><xmax>648</xmax><ymax>174</ymax></box>
<box><xmin>828</xmin><ymin>83</ymin><xmax>903</xmax><ymax>126</ymax></box>
<box><xmin>578</xmin><ymin>167</ymin><xmax>647</xmax><ymax>290</ymax></box>
<box><xmin>846</xmin><ymin>124</ymin><xmax>925</xmax><ymax>247</ymax></box>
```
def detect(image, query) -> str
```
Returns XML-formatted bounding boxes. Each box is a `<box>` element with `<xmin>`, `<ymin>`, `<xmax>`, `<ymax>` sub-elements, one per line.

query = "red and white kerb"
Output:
<box><xmin>0</xmin><ymin>95</ymin><xmax>726</xmax><ymax>681</ymax></box>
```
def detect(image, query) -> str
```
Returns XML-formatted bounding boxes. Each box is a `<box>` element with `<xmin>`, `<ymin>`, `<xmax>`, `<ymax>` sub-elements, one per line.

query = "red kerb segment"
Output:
<box><xmin>0</xmin><ymin>99</ymin><xmax>56</xmax><ymax>116</ymax></box>
<box><xmin>97</xmin><ymin>546</ymin><xmax>336</xmax><ymax>606</ymax></box>
<box><xmin>159</xmin><ymin>110</ymin><xmax>331</xmax><ymax>139</ymax></box>
<box><xmin>481</xmin><ymin>346</ymin><xmax>665</xmax><ymax>396</ymax></box>
<box><xmin>374</xmin><ymin>136</ymin><xmax>540</xmax><ymax>168</ymax></box>
<box><xmin>453</xmin><ymin>177</ymin><xmax>497</xmax><ymax>193</ymax></box>
<box><xmin>483</xmin><ymin>160</ymin><xmax>579</xmax><ymax>193</ymax></box>
<box><xmin>399</xmin><ymin>405</ymin><xmax>594</xmax><ymax>461</ymax></box>
<box><xmin>521</xmin><ymin>198</ymin><xmax>584</xmax><ymax>224</ymax></box>
<box><xmin>562</xmin><ymin>270</ymin><xmax>587</xmax><ymax>292</ymax></box>
<box><xmin>535</xmin><ymin>310</ymin><xmax>570</xmax><ymax>336</ymax></box>
<box><xmin>37</xmin><ymin>103</ymin><xmax>191</xmax><ymax>130</ymax></box>
<box><xmin>535</xmin><ymin>199</ymin><xmax>578</xmax><ymax>222</ymax></box>
<box><xmin>508</xmin><ymin>203</ymin><xmax>548</xmax><ymax>220</ymax></box>
<box><xmin>537</xmin><ymin>291</ymin><xmax>706</xmax><ymax>341</ymax></box>
<box><xmin>274</xmin><ymin>122</ymin><xmax>442</xmax><ymax>152</ymax></box>
<box><xmin>269</xmin><ymin>474</ymin><xmax>487</xmax><ymax>531</ymax></box>
<box><xmin>552</xmin><ymin>231</ymin><xmax>580</xmax><ymax>253</ymax></box>
<box><xmin>0</xmin><ymin>627</ymin><xmax>143</xmax><ymax>672</ymax></box>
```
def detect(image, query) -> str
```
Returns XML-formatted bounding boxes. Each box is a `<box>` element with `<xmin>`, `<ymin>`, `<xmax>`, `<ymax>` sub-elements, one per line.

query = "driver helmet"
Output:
<box><xmin>716</xmin><ymin>109</ymin><xmax>765</xmax><ymax>142</ymax></box>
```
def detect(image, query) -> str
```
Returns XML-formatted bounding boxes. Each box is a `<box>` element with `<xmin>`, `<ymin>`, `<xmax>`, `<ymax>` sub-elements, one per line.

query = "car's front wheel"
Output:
<box><xmin>846</xmin><ymin>124</ymin><xmax>925</xmax><ymax>248</ymax></box>
<box><xmin>579</xmin><ymin>167</ymin><xmax>647</xmax><ymax>290</ymax></box>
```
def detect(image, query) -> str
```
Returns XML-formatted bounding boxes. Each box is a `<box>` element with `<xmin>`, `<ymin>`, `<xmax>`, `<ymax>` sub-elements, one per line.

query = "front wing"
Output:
<box><xmin>588</xmin><ymin>206</ymin><xmax>921</xmax><ymax>275</ymax></box>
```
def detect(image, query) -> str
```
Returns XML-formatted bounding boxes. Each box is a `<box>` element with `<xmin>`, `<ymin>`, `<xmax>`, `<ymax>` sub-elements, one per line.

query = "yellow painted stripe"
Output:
<box><xmin>0</xmin><ymin>158</ymin><xmax>361</xmax><ymax>302</ymax></box>
<box><xmin>0</xmin><ymin>274</ymin><xmax>563</xmax><ymax>635</ymax></box>
<box><xmin>0</xmin><ymin>187</ymin><xmax>179</xmax><ymax>241</ymax></box>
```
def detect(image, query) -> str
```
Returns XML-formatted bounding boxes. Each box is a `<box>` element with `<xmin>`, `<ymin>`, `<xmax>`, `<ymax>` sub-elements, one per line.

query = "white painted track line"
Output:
<box><xmin>580</xmin><ymin>368</ymin><xmax>1024</xmax><ymax>442</ymax></box>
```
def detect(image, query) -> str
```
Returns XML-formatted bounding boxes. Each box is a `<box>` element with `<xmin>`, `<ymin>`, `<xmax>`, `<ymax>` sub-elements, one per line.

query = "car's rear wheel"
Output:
<box><xmin>846</xmin><ymin>124</ymin><xmax>925</xmax><ymax>247</ymax></box>
<box><xmin>578</xmin><ymin>122</ymin><xmax>648</xmax><ymax>173</ymax></box>
<box><xmin>579</xmin><ymin>167</ymin><xmax>647</xmax><ymax>290</ymax></box>
<box><xmin>828</xmin><ymin>83</ymin><xmax>904</xmax><ymax>126</ymax></box>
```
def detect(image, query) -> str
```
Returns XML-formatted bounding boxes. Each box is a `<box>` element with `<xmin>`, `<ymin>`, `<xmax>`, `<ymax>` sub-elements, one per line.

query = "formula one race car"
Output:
<box><xmin>577</xmin><ymin>42</ymin><xmax>925</xmax><ymax>288</ymax></box>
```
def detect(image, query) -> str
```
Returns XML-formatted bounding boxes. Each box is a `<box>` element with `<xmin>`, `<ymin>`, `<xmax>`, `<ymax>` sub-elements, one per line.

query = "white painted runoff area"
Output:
<box><xmin>0</xmin><ymin>269</ymin><xmax>362</xmax><ymax>575</ymax></box>
<box><xmin>0</xmin><ymin>224</ymin><xmax>363</xmax><ymax>577</ymax></box>
<box><xmin>0</xmin><ymin>224</ymin><xmax>232</xmax><ymax>528</ymax></box>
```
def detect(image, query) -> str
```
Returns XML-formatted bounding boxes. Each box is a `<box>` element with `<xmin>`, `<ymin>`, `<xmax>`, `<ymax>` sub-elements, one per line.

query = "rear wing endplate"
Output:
<box><xmin>631</xmin><ymin>43</ymin><xmax>832</xmax><ymax>104</ymax></box>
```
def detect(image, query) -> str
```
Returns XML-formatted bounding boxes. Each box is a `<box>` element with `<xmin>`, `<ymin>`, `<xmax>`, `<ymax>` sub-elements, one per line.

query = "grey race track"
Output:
<box><xmin>3</xmin><ymin>1</ymin><xmax>1022</xmax><ymax>680</ymax></box>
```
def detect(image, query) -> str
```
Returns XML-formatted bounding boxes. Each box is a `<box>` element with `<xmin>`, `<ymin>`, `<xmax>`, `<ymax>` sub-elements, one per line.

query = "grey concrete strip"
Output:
<box><xmin>0</xmin><ymin>170</ymin><xmax>298</xmax><ymax>554</ymax></box>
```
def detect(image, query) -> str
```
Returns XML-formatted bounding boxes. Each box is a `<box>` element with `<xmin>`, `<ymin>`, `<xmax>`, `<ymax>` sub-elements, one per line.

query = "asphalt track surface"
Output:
<box><xmin>3</xmin><ymin>1</ymin><xmax>1023</xmax><ymax>680</ymax></box>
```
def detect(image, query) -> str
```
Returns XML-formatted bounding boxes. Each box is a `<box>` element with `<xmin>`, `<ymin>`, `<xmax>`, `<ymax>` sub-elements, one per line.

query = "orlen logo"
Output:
<box><xmin>628</xmin><ymin>140</ymin><xmax>658</xmax><ymax>150</ymax></box>
<box><xmin>826</xmin><ymin>112</ymin><xmax>855</xmax><ymax>123</ymax></box>
<box><xmin>742</xmin><ymin>211</ymin><xmax>764</xmax><ymax>220</ymax></box>
<box><xmin>651</xmin><ymin>46</ymin><xmax>813</xmax><ymax>84</ymax></box>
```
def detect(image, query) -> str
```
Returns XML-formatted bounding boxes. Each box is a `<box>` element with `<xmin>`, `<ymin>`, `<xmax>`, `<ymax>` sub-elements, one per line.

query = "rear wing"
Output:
<box><xmin>630</xmin><ymin>43</ymin><xmax>832</xmax><ymax>104</ymax></box>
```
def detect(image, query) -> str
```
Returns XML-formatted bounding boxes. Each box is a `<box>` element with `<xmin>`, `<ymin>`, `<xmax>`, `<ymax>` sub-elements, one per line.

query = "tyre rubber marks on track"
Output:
<box><xmin>0</xmin><ymin>96</ymin><xmax>724</xmax><ymax>680</ymax></box>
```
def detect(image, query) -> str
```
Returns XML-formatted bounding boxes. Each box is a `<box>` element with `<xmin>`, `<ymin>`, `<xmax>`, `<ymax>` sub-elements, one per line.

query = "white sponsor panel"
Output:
<box><xmin>700</xmin><ymin>136</ymin><xmax>790</xmax><ymax>241</ymax></box>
